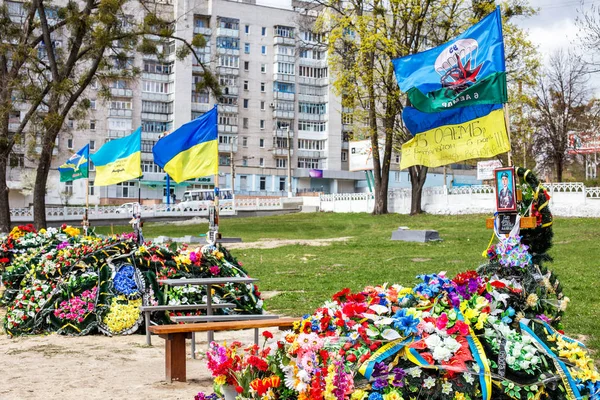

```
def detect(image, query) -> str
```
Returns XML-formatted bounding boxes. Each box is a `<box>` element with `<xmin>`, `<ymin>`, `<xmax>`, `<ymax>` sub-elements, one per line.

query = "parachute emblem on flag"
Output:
<box><xmin>436</xmin><ymin>39</ymin><xmax>482</xmax><ymax>96</ymax></box>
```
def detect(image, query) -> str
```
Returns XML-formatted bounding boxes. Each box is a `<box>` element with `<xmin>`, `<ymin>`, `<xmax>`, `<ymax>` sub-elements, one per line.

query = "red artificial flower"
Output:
<box><xmin>262</xmin><ymin>331</ymin><xmax>273</xmax><ymax>339</ymax></box>
<box><xmin>490</xmin><ymin>281</ymin><xmax>507</xmax><ymax>289</ymax></box>
<box><xmin>346</xmin><ymin>353</ymin><xmax>357</xmax><ymax>363</ymax></box>
<box><xmin>332</xmin><ymin>288</ymin><xmax>351</xmax><ymax>304</ymax></box>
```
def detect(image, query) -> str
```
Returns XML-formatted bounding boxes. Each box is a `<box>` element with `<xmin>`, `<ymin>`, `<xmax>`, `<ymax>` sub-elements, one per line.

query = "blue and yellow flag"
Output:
<box><xmin>392</xmin><ymin>7</ymin><xmax>506</xmax><ymax>113</ymax></box>
<box><xmin>58</xmin><ymin>144</ymin><xmax>89</xmax><ymax>182</ymax></box>
<box><xmin>91</xmin><ymin>128</ymin><xmax>142</xmax><ymax>186</ymax></box>
<box><xmin>400</xmin><ymin>104</ymin><xmax>510</xmax><ymax>169</ymax></box>
<box><xmin>152</xmin><ymin>106</ymin><xmax>218</xmax><ymax>183</ymax></box>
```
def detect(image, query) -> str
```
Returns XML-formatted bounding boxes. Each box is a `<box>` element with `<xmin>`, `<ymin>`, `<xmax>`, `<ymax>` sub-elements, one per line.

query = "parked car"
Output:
<box><xmin>115</xmin><ymin>202</ymin><xmax>140</xmax><ymax>214</ymax></box>
<box><xmin>176</xmin><ymin>189</ymin><xmax>233</xmax><ymax>211</ymax></box>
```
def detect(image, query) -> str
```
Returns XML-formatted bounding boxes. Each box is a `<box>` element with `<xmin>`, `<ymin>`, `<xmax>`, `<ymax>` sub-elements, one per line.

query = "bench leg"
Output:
<box><xmin>145</xmin><ymin>311</ymin><xmax>151</xmax><ymax>346</ymax></box>
<box><xmin>254</xmin><ymin>328</ymin><xmax>259</xmax><ymax>345</ymax></box>
<box><xmin>165</xmin><ymin>333</ymin><xmax>187</xmax><ymax>382</ymax></box>
<box><xmin>191</xmin><ymin>332</ymin><xmax>196</xmax><ymax>359</ymax></box>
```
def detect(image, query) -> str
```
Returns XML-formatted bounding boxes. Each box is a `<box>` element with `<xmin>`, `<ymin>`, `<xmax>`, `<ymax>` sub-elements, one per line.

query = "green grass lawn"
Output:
<box><xmin>95</xmin><ymin>213</ymin><xmax>600</xmax><ymax>355</ymax></box>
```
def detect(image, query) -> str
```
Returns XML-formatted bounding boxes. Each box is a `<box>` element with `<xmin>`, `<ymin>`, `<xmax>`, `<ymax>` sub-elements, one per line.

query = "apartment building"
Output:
<box><xmin>6</xmin><ymin>0</ymin><xmax>369</xmax><ymax>208</ymax></box>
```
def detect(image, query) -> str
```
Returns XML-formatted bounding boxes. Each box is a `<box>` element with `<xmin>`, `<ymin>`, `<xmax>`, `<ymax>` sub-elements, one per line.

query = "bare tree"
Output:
<box><xmin>1</xmin><ymin>0</ymin><xmax>218</xmax><ymax>230</ymax></box>
<box><xmin>533</xmin><ymin>50</ymin><xmax>594</xmax><ymax>181</ymax></box>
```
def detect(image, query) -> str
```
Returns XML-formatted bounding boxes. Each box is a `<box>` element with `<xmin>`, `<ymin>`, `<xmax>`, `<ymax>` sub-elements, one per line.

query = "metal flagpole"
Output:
<box><xmin>503</xmin><ymin>105</ymin><xmax>513</xmax><ymax>166</ymax></box>
<box><xmin>166</xmin><ymin>175</ymin><xmax>171</xmax><ymax>210</ymax></box>
<box><xmin>82</xmin><ymin>148</ymin><xmax>90</xmax><ymax>235</ymax></box>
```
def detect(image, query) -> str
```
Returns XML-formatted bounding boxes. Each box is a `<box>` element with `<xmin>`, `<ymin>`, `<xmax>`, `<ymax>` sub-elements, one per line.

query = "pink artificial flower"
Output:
<box><xmin>209</xmin><ymin>266</ymin><xmax>220</xmax><ymax>275</ymax></box>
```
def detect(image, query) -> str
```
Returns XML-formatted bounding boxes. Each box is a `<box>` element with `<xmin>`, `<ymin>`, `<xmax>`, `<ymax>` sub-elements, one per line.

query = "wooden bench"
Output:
<box><xmin>149</xmin><ymin>317</ymin><xmax>298</xmax><ymax>383</ymax></box>
<box><xmin>142</xmin><ymin>304</ymin><xmax>236</xmax><ymax>346</ymax></box>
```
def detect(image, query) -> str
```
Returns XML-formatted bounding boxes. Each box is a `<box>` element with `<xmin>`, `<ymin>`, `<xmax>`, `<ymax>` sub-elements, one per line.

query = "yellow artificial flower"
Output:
<box><xmin>475</xmin><ymin>313</ymin><xmax>488</xmax><ymax>330</ymax></box>
<box><xmin>351</xmin><ymin>389</ymin><xmax>368</xmax><ymax>400</ymax></box>
<box><xmin>454</xmin><ymin>392</ymin><xmax>466</xmax><ymax>400</ymax></box>
<box><xmin>464</xmin><ymin>307</ymin><xmax>478</xmax><ymax>322</ymax></box>
<box><xmin>39</xmin><ymin>228</ymin><xmax>46</xmax><ymax>234</ymax></box>
<box><xmin>383</xmin><ymin>390</ymin><xmax>404</xmax><ymax>400</ymax></box>
<box><xmin>215</xmin><ymin>375</ymin><xmax>227</xmax><ymax>385</ymax></box>
<box><xmin>63</xmin><ymin>226</ymin><xmax>80</xmax><ymax>237</ymax></box>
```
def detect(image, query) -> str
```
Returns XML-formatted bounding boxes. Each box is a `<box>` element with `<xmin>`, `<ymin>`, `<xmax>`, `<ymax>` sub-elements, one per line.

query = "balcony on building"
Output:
<box><xmin>274</xmin><ymin>110</ymin><xmax>295</xmax><ymax>119</ymax></box>
<box><xmin>216</xmin><ymin>17</ymin><xmax>240</xmax><ymax>38</ymax></box>
<box><xmin>110</xmin><ymin>88</ymin><xmax>134</xmax><ymax>97</ymax></box>
<box><xmin>218</xmin><ymin>124</ymin><xmax>238</xmax><ymax>134</ymax></box>
<box><xmin>218</xmin><ymin>142</ymin><xmax>238</xmax><ymax>153</ymax></box>
<box><xmin>108</xmin><ymin>109</ymin><xmax>133</xmax><ymax>118</ymax></box>
<box><xmin>298</xmin><ymin>58</ymin><xmax>327</xmax><ymax>68</ymax></box>
<box><xmin>141</xmin><ymin>92</ymin><xmax>171</xmax><ymax>102</ymax></box>
<box><xmin>273</xmin><ymin>91</ymin><xmax>295</xmax><ymax>101</ymax></box>
<box><xmin>274</xmin><ymin>54</ymin><xmax>295</xmax><ymax>64</ymax></box>
<box><xmin>274</xmin><ymin>25</ymin><xmax>295</xmax><ymax>46</ymax></box>
<box><xmin>194</xmin><ymin>15</ymin><xmax>211</xmax><ymax>35</ymax></box>
<box><xmin>142</xmin><ymin>72</ymin><xmax>171</xmax><ymax>82</ymax></box>
<box><xmin>273</xmin><ymin>128</ymin><xmax>294</xmax><ymax>137</ymax></box>
<box><xmin>298</xmin><ymin>113</ymin><xmax>328</xmax><ymax>122</ymax></box>
<box><xmin>222</xmin><ymin>86</ymin><xmax>239</xmax><ymax>96</ymax></box>
<box><xmin>298</xmin><ymin>93</ymin><xmax>328</xmax><ymax>103</ymax></box>
<box><xmin>297</xmin><ymin>149</ymin><xmax>326</xmax><ymax>159</ymax></box>
<box><xmin>273</xmin><ymin>73</ymin><xmax>296</xmax><ymax>83</ymax></box>
<box><xmin>217</xmin><ymin>66</ymin><xmax>239</xmax><ymax>76</ymax></box>
<box><xmin>297</xmin><ymin>76</ymin><xmax>328</xmax><ymax>86</ymax></box>
<box><xmin>271</xmin><ymin>148</ymin><xmax>293</xmax><ymax>157</ymax></box>
<box><xmin>192</xmin><ymin>102</ymin><xmax>212</xmax><ymax>113</ymax></box>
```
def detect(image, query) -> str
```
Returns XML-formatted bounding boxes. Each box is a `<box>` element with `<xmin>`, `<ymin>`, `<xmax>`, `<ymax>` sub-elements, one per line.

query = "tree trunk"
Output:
<box><xmin>33</xmin><ymin>132</ymin><xmax>56</xmax><ymax>229</ymax></box>
<box><xmin>0</xmin><ymin>157</ymin><xmax>11</xmax><ymax>233</ymax></box>
<box><xmin>373</xmin><ymin>172</ymin><xmax>389</xmax><ymax>215</ymax></box>
<box><xmin>556</xmin><ymin>159</ymin><xmax>563</xmax><ymax>182</ymax></box>
<box><xmin>409</xmin><ymin>165</ymin><xmax>428</xmax><ymax>214</ymax></box>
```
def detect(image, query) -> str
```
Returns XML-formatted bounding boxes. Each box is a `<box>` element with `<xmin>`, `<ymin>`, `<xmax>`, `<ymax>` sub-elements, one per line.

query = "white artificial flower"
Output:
<box><xmin>463</xmin><ymin>373</ymin><xmax>475</xmax><ymax>385</ymax></box>
<box><xmin>408</xmin><ymin>367</ymin><xmax>422</xmax><ymax>378</ymax></box>
<box><xmin>432</xmin><ymin>346</ymin><xmax>453</xmax><ymax>362</ymax></box>
<box><xmin>424</xmin><ymin>334</ymin><xmax>442</xmax><ymax>349</ymax></box>
<box><xmin>441</xmin><ymin>381</ymin><xmax>453</xmax><ymax>395</ymax></box>
<box><xmin>423</xmin><ymin>376</ymin><xmax>436</xmax><ymax>389</ymax></box>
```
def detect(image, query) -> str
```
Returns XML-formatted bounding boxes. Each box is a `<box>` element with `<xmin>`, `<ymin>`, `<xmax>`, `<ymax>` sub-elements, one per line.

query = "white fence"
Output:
<box><xmin>9</xmin><ymin>198</ymin><xmax>286</xmax><ymax>223</ymax></box>
<box><xmin>319</xmin><ymin>183</ymin><xmax>600</xmax><ymax>217</ymax></box>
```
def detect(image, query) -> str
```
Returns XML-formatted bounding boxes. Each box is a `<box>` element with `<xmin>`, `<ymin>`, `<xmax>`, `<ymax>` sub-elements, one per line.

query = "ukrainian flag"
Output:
<box><xmin>91</xmin><ymin>127</ymin><xmax>142</xmax><ymax>186</ymax></box>
<box><xmin>152</xmin><ymin>105</ymin><xmax>218</xmax><ymax>183</ymax></box>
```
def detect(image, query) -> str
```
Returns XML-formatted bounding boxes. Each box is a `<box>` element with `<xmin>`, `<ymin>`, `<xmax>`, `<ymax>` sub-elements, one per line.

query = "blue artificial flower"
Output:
<box><xmin>506</xmin><ymin>307</ymin><xmax>515</xmax><ymax>317</ymax></box>
<box><xmin>397</xmin><ymin>314</ymin><xmax>420</xmax><ymax>336</ymax></box>
<box><xmin>113</xmin><ymin>264</ymin><xmax>138</xmax><ymax>295</ymax></box>
<box><xmin>501</xmin><ymin>316</ymin><xmax>512</xmax><ymax>324</ymax></box>
<box><xmin>368</xmin><ymin>392</ymin><xmax>383</xmax><ymax>400</ymax></box>
<box><xmin>372</xmin><ymin>378</ymin><xmax>388</xmax><ymax>390</ymax></box>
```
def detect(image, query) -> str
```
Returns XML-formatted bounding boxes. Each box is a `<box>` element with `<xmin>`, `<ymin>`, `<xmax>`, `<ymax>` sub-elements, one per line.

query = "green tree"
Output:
<box><xmin>316</xmin><ymin>0</ymin><xmax>538</xmax><ymax>215</ymax></box>
<box><xmin>0</xmin><ymin>0</ymin><xmax>217</xmax><ymax>230</ymax></box>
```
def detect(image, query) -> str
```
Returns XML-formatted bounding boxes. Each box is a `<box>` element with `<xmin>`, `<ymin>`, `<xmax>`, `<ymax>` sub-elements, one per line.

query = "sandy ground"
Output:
<box><xmin>0</xmin><ymin>329</ymin><xmax>260</xmax><ymax>400</ymax></box>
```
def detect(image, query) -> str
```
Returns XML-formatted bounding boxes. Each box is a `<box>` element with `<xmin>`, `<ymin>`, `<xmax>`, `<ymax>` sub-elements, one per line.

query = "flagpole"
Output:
<box><xmin>503</xmin><ymin>105</ymin><xmax>513</xmax><ymax>166</ymax></box>
<box><xmin>83</xmin><ymin>146</ymin><xmax>90</xmax><ymax>236</ymax></box>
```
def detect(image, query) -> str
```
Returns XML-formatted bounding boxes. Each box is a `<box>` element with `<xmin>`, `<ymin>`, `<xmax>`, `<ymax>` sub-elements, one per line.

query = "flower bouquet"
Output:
<box><xmin>47</xmin><ymin>272</ymin><xmax>99</xmax><ymax>335</ymax></box>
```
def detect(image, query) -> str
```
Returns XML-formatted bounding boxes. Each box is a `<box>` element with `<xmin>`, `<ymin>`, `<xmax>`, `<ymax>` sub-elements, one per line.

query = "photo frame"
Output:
<box><xmin>494</xmin><ymin>167</ymin><xmax>517</xmax><ymax>212</ymax></box>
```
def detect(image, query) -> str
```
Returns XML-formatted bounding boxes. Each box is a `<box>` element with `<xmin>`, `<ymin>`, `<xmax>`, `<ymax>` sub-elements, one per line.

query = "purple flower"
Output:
<box><xmin>391</xmin><ymin>367</ymin><xmax>406</xmax><ymax>387</ymax></box>
<box><xmin>372</xmin><ymin>361</ymin><xmax>388</xmax><ymax>378</ymax></box>
<box><xmin>57</xmin><ymin>241</ymin><xmax>70</xmax><ymax>250</ymax></box>
<box><xmin>536</xmin><ymin>314</ymin><xmax>551</xmax><ymax>323</ymax></box>
<box><xmin>209</xmin><ymin>265</ymin><xmax>220</xmax><ymax>275</ymax></box>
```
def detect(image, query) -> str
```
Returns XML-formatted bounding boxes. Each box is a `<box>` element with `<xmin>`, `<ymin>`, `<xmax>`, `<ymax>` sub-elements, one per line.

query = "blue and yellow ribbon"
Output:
<box><xmin>358</xmin><ymin>336</ymin><xmax>415</xmax><ymax>379</ymax></box>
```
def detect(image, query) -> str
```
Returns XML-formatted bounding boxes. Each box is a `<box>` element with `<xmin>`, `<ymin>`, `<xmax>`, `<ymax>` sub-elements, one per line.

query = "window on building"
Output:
<box><xmin>261</xmin><ymin>64</ymin><xmax>266</xmax><ymax>73</ymax></box>
<box><xmin>279</xmin><ymin>177</ymin><xmax>286</xmax><ymax>190</ymax></box>
<box><xmin>67</xmin><ymin>138</ymin><xmax>73</xmax><ymax>149</ymax></box>
<box><xmin>243</xmin><ymin>99</ymin><xmax>249</xmax><ymax>108</ymax></box>
<box><xmin>90</xmin><ymin>140</ymin><xmax>96</xmax><ymax>150</ymax></box>
<box><xmin>259</xmin><ymin>176</ymin><xmax>266</xmax><ymax>190</ymax></box>
<box><xmin>394</xmin><ymin>171</ymin><xmax>401</xmax><ymax>182</ymax></box>
<box><xmin>90</xmin><ymin>120</ymin><xmax>96</xmax><ymax>131</ymax></box>
<box><xmin>261</xmin><ymin>45</ymin><xmax>267</xmax><ymax>55</ymax></box>
<box><xmin>9</xmin><ymin>154</ymin><xmax>24</xmax><ymax>168</ymax></box>
<box><xmin>276</xmin><ymin>159</ymin><xmax>287</xmax><ymax>169</ymax></box>
<box><xmin>261</xmin><ymin>27</ymin><xmax>266</xmax><ymax>36</ymax></box>
<box><xmin>89</xmin><ymin>161</ymin><xmax>95</xmax><ymax>171</ymax></box>
<box><xmin>395</xmin><ymin>155</ymin><xmax>400</xmax><ymax>163</ymax></box>
<box><xmin>243</xmin><ymin>80</ymin><xmax>249</xmax><ymax>90</ymax></box>
<box><xmin>244</xmin><ymin>43</ymin><xmax>250</xmax><ymax>54</ymax></box>
<box><xmin>259</xmin><ymin>138</ymin><xmax>264</xmax><ymax>148</ymax></box>
<box><xmin>245</xmin><ymin>24</ymin><xmax>250</xmax><ymax>34</ymax></box>
<box><xmin>259</xmin><ymin>157</ymin><xmax>264</xmax><ymax>167</ymax></box>
<box><xmin>67</xmin><ymin>119</ymin><xmax>74</xmax><ymax>129</ymax></box>
<box><xmin>260</xmin><ymin>120</ymin><xmax>265</xmax><ymax>129</ymax></box>
<box><xmin>90</xmin><ymin>100</ymin><xmax>96</xmax><ymax>110</ymax></box>
<box><xmin>117</xmin><ymin>181</ymin><xmax>136</xmax><ymax>198</ymax></box>
<box><xmin>298</xmin><ymin>158</ymin><xmax>320</xmax><ymax>169</ymax></box>
<box><xmin>243</xmin><ymin>118</ymin><xmax>249</xmax><ymax>129</ymax></box>
<box><xmin>242</xmin><ymin>156</ymin><xmax>248</xmax><ymax>167</ymax></box>
<box><xmin>219</xmin><ymin>155</ymin><xmax>231</xmax><ymax>166</ymax></box>
<box><xmin>244</xmin><ymin>61</ymin><xmax>249</xmax><ymax>71</ymax></box>
<box><xmin>65</xmin><ymin>181</ymin><xmax>73</xmax><ymax>195</ymax></box>
<box><xmin>89</xmin><ymin>180</ymin><xmax>95</xmax><ymax>196</ymax></box>
<box><xmin>260</xmin><ymin>101</ymin><xmax>265</xmax><ymax>110</ymax></box>
<box><xmin>260</xmin><ymin>82</ymin><xmax>266</xmax><ymax>92</ymax></box>
<box><xmin>242</xmin><ymin>136</ymin><xmax>248</xmax><ymax>147</ymax></box>
<box><xmin>341</xmin><ymin>151</ymin><xmax>347</xmax><ymax>161</ymax></box>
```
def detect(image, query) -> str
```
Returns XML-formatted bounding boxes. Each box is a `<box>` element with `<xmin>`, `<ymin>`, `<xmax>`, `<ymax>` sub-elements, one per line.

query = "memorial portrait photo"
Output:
<box><xmin>495</xmin><ymin>167</ymin><xmax>517</xmax><ymax>212</ymax></box>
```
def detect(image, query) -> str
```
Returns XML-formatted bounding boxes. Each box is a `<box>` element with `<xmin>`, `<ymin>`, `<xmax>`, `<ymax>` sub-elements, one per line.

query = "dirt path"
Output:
<box><xmin>226</xmin><ymin>236</ymin><xmax>352</xmax><ymax>249</ymax></box>
<box><xmin>0</xmin><ymin>329</ymin><xmax>259</xmax><ymax>400</ymax></box>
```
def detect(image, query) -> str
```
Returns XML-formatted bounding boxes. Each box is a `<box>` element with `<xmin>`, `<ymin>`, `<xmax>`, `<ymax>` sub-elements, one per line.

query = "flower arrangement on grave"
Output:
<box><xmin>1</xmin><ymin>226</ymin><xmax>265</xmax><ymax>336</ymax></box>
<box><xmin>196</xmin><ymin>168</ymin><xmax>599</xmax><ymax>400</ymax></box>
